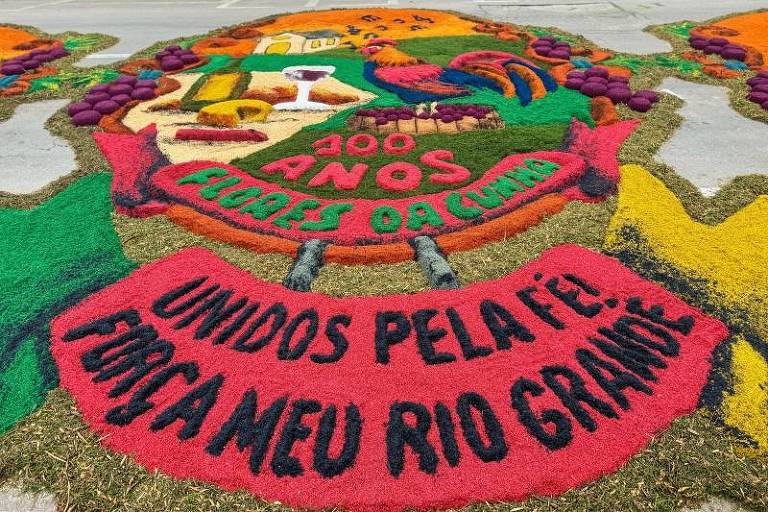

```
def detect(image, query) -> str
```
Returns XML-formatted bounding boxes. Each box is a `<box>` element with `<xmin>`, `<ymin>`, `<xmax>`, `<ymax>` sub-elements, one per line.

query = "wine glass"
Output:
<box><xmin>273</xmin><ymin>65</ymin><xmax>336</xmax><ymax>111</ymax></box>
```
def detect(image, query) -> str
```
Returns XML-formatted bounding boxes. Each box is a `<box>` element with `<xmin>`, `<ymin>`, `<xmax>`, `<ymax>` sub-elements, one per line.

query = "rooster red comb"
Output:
<box><xmin>364</xmin><ymin>38</ymin><xmax>398</xmax><ymax>47</ymax></box>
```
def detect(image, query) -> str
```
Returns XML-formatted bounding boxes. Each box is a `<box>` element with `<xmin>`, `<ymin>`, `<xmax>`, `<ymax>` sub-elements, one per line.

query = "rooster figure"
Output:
<box><xmin>360</xmin><ymin>39</ymin><xmax>557</xmax><ymax>106</ymax></box>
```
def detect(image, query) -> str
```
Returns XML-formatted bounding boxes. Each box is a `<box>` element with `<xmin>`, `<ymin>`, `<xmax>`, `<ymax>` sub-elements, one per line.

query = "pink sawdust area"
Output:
<box><xmin>51</xmin><ymin>245</ymin><xmax>726</xmax><ymax>511</ymax></box>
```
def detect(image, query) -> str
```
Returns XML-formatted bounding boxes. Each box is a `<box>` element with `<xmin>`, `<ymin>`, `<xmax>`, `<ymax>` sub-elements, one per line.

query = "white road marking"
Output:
<box><xmin>82</xmin><ymin>53</ymin><xmax>132</xmax><ymax>59</ymax></box>
<box><xmin>64</xmin><ymin>1</ymin><xmax>220</xmax><ymax>4</ymax></box>
<box><xmin>0</xmin><ymin>0</ymin><xmax>75</xmax><ymax>12</ymax></box>
<box><xmin>658</xmin><ymin>88</ymin><xmax>684</xmax><ymax>100</ymax></box>
<box><xmin>474</xmin><ymin>1</ymin><xmax>608</xmax><ymax>4</ymax></box>
<box><xmin>324</xmin><ymin>0</ymin><xmax>397</xmax><ymax>6</ymax></box>
<box><xmin>214</xmin><ymin>2</ymin><xmax>281</xmax><ymax>8</ymax></box>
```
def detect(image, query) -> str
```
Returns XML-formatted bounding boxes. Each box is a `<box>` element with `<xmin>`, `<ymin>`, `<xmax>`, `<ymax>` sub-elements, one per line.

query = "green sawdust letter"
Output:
<box><xmin>240</xmin><ymin>192</ymin><xmax>290</xmax><ymax>220</ymax></box>
<box><xmin>371</xmin><ymin>205</ymin><xmax>402</xmax><ymax>234</ymax></box>
<box><xmin>273</xmin><ymin>199</ymin><xmax>322</xmax><ymax>229</ymax></box>
<box><xmin>300</xmin><ymin>203</ymin><xmax>354</xmax><ymax>232</ymax></box>
<box><xmin>407</xmin><ymin>202</ymin><xmax>445</xmax><ymax>231</ymax></box>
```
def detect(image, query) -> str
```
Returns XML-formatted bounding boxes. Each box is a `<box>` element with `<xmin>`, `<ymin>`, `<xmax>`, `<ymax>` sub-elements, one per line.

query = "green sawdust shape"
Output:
<box><xmin>602</xmin><ymin>54</ymin><xmax>702</xmax><ymax>75</ymax></box>
<box><xmin>0</xmin><ymin>338</ymin><xmax>44</xmax><ymax>433</ymax></box>
<box><xmin>318</xmin><ymin>34</ymin><xmax>530</xmax><ymax>67</ymax></box>
<box><xmin>311</xmin><ymin>85</ymin><xmax>592</xmax><ymax>132</ymax></box>
<box><xmin>445</xmin><ymin>87</ymin><xmax>593</xmax><ymax>126</ymax></box>
<box><xmin>239</xmin><ymin>54</ymin><xmax>396</xmax><ymax>98</ymax></box>
<box><xmin>232</xmin><ymin>124</ymin><xmax>568</xmax><ymax>200</ymax></box>
<box><xmin>398</xmin><ymin>35</ymin><xmax>531</xmax><ymax>67</ymax></box>
<box><xmin>663</xmin><ymin>21</ymin><xmax>697</xmax><ymax>39</ymax></box>
<box><xmin>529</xmin><ymin>28</ymin><xmax>580</xmax><ymax>45</ymax></box>
<box><xmin>0</xmin><ymin>172</ymin><xmax>136</xmax><ymax>434</ymax></box>
<box><xmin>183</xmin><ymin>54</ymin><xmax>233</xmax><ymax>75</ymax></box>
<box><xmin>28</xmin><ymin>68</ymin><xmax>120</xmax><ymax>94</ymax></box>
<box><xmin>63</xmin><ymin>35</ymin><xmax>106</xmax><ymax>52</ymax></box>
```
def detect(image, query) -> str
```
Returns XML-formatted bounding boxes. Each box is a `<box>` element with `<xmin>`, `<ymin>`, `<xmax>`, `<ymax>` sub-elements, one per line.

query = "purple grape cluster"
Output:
<box><xmin>747</xmin><ymin>71</ymin><xmax>768</xmax><ymax>111</ymax></box>
<box><xmin>0</xmin><ymin>46</ymin><xmax>70</xmax><ymax>76</ymax></box>
<box><xmin>356</xmin><ymin>106</ymin><xmax>415</xmax><ymax>125</ymax></box>
<box><xmin>564</xmin><ymin>67</ymin><xmax>659</xmax><ymax>112</ymax></box>
<box><xmin>531</xmin><ymin>36</ymin><xmax>572</xmax><ymax>60</ymax></box>
<box><xmin>689</xmin><ymin>36</ymin><xmax>747</xmax><ymax>61</ymax></box>
<box><xmin>625</xmin><ymin>90</ymin><xmax>660</xmax><ymax>113</ymax></box>
<box><xmin>67</xmin><ymin>75</ymin><xmax>159</xmax><ymax>126</ymax></box>
<box><xmin>429</xmin><ymin>103</ymin><xmax>493</xmax><ymax>123</ymax></box>
<box><xmin>154</xmin><ymin>45</ymin><xmax>200</xmax><ymax>72</ymax></box>
<box><xmin>356</xmin><ymin>104</ymin><xmax>493</xmax><ymax>125</ymax></box>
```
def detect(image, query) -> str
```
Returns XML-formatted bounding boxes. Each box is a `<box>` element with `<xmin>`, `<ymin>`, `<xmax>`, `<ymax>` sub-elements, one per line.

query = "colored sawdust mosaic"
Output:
<box><xmin>0</xmin><ymin>26</ymin><xmax>115</xmax><ymax>102</ymax></box>
<box><xmin>707</xmin><ymin>12</ymin><xmax>768</xmax><ymax>64</ymax></box>
<box><xmin>0</xmin><ymin>27</ymin><xmax>39</xmax><ymax>60</ymax></box>
<box><xmin>606</xmin><ymin>164</ymin><xmax>768</xmax><ymax>456</ymax></box>
<box><xmin>51</xmin><ymin>245</ymin><xmax>726</xmax><ymax>511</ymax></box>
<box><xmin>2</xmin><ymin>7</ymin><xmax>768</xmax><ymax>512</ymax></box>
<box><xmin>253</xmin><ymin>10</ymin><xmax>479</xmax><ymax>49</ymax></box>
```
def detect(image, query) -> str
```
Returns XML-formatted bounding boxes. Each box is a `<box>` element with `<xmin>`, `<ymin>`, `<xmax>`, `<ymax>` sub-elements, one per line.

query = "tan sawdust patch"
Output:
<box><xmin>121</xmin><ymin>72</ymin><xmax>375</xmax><ymax>163</ymax></box>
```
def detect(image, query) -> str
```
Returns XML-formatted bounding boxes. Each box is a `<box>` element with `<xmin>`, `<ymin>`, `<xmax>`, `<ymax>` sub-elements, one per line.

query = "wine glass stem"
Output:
<box><xmin>295</xmin><ymin>81</ymin><xmax>312</xmax><ymax>105</ymax></box>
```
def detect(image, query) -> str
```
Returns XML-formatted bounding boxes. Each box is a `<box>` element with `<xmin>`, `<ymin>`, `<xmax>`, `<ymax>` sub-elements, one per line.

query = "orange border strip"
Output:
<box><xmin>165</xmin><ymin>193</ymin><xmax>568</xmax><ymax>265</ymax></box>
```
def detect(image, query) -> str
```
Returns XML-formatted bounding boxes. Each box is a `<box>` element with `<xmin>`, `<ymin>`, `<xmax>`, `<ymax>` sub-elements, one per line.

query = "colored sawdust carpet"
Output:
<box><xmin>2</xmin><ymin>7</ymin><xmax>768</xmax><ymax>512</ymax></box>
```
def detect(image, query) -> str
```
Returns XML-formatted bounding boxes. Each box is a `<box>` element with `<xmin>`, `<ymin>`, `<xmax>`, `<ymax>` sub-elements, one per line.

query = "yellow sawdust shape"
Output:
<box><xmin>197</xmin><ymin>99</ymin><xmax>272</xmax><ymax>128</ymax></box>
<box><xmin>605</xmin><ymin>164</ymin><xmax>768</xmax><ymax>454</ymax></box>
<box><xmin>606</xmin><ymin>164</ymin><xmax>768</xmax><ymax>334</ymax></box>
<box><xmin>724</xmin><ymin>337</ymin><xmax>768</xmax><ymax>455</ymax></box>
<box><xmin>193</xmin><ymin>73</ymin><xmax>241</xmax><ymax>102</ymax></box>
